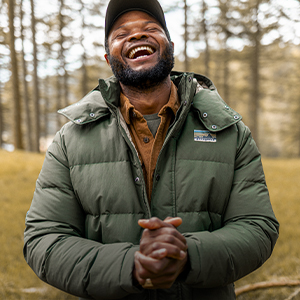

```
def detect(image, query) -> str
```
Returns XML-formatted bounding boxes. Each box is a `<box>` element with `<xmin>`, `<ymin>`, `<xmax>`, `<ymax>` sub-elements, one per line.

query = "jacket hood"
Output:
<box><xmin>58</xmin><ymin>72</ymin><xmax>241</xmax><ymax>131</ymax></box>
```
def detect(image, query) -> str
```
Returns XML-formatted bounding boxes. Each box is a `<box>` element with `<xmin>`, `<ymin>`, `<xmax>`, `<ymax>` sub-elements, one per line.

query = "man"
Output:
<box><xmin>23</xmin><ymin>0</ymin><xmax>279</xmax><ymax>299</ymax></box>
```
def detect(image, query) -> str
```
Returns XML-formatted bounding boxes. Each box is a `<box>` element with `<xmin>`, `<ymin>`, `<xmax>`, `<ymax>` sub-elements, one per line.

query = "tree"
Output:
<box><xmin>183</xmin><ymin>0</ymin><xmax>189</xmax><ymax>71</ymax></box>
<box><xmin>8</xmin><ymin>0</ymin><xmax>23</xmax><ymax>149</ymax></box>
<box><xmin>30</xmin><ymin>0</ymin><xmax>40</xmax><ymax>152</ymax></box>
<box><xmin>200</xmin><ymin>0</ymin><xmax>210</xmax><ymax>77</ymax></box>
<box><xmin>77</xmin><ymin>0</ymin><xmax>90</xmax><ymax>96</ymax></box>
<box><xmin>233</xmin><ymin>0</ymin><xmax>285</xmax><ymax>142</ymax></box>
<box><xmin>214</xmin><ymin>0</ymin><xmax>236</xmax><ymax>104</ymax></box>
<box><xmin>54</xmin><ymin>0</ymin><xmax>73</xmax><ymax>130</ymax></box>
<box><xmin>163</xmin><ymin>0</ymin><xmax>191</xmax><ymax>72</ymax></box>
<box><xmin>20</xmin><ymin>0</ymin><xmax>33</xmax><ymax>151</ymax></box>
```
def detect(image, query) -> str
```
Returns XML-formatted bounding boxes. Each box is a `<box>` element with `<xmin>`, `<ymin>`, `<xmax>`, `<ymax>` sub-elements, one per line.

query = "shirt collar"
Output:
<box><xmin>120</xmin><ymin>82</ymin><xmax>180</xmax><ymax>125</ymax></box>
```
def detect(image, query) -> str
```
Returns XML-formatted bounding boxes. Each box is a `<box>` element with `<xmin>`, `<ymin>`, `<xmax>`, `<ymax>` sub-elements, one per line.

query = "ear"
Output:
<box><xmin>104</xmin><ymin>54</ymin><xmax>111</xmax><ymax>67</ymax></box>
<box><xmin>171</xmin><ymin>41</ymin><xmax>174</xmax><ymax>51</ymax></box>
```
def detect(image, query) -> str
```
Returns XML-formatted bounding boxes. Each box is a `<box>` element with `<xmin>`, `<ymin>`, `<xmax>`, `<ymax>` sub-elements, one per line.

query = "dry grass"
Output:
<box><xmin>0</xmin><ymin>150</ymin><xmax>299</xmax><ymax>299</ymax></box>
<box><xmin>236</xmin><ymin>158</ymin><xmax>300</xmax><ymax>299</ymax></box>
<box><xmin>0</xmin><ymin>150</ymin><xmax>76</xmax><ymax>300</ymax></box>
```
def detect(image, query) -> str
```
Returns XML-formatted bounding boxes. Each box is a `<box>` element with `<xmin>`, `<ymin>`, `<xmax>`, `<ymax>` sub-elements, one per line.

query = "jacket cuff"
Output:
<box><xmin>183</xmin><ymin>236</ymin><xmax>201</xmax><ymax>285</ymax></box>
<box><xmin>120</xmin><ymin>245</ymin><xmax>143</xmax><ymax>294</ymax></box>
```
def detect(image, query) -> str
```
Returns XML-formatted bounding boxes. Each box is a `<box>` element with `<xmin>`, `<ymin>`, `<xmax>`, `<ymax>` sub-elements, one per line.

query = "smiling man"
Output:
<box><xmin>24</xmin><ymin>0</ymin><xmax>279</xmax><ymax>299</ymax></box>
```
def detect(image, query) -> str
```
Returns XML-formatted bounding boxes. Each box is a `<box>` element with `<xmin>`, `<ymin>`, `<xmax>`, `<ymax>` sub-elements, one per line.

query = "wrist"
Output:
<box><xmin>177</xmin><ymin>253</ymin><xmax>190</xmax><ymax>282</ymax></box>
<box><xmin>132</xmin><ymin>266</ymin><xmax>140</xmax><ymax>287</ymax></box>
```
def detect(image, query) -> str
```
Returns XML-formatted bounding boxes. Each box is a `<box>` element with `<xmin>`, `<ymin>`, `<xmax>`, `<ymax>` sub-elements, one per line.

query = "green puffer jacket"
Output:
<box><xmin>24</xmin><ymin>71</ymin><xmax>279</xmax><ymax>300</ymax></box>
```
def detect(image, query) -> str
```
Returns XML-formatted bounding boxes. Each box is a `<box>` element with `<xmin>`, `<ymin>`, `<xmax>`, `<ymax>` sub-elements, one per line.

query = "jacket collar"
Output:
<box><xmin>171</xmin><ymin>71</ymin><xmax>242</xmax><ymax>132</ymax></box>
<box><xmin>58</xmin><ymin>72</ymin><xmax>241</xmax><ymax>131</ymax></box>
<box><xmin>58</xmin><ymin>76</ymin><xmax>119</xmax><ymax>125</ymax></box>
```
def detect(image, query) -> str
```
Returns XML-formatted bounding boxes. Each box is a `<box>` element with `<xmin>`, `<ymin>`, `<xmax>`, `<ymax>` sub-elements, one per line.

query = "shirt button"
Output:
<box><xmin>143</xmin><ymin>137</ymin><xmax>150</xmax><ymax>143</ymax></box>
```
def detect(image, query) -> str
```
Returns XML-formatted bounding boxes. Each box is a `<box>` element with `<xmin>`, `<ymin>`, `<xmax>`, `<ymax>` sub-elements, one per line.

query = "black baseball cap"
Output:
<box><xmin>105</xmin><ymin>0</ymin><xmax>170</xmax><ymax>40</ymax></box>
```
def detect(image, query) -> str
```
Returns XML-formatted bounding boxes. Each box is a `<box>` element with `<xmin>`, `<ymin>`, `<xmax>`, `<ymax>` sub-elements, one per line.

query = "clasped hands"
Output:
<box><xmin>133</xmin><ymin>217</ymin><xmax>188</xmax><ymax>289</ymax></box>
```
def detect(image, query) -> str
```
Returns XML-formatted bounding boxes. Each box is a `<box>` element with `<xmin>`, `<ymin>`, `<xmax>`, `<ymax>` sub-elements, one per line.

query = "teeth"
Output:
<box><xmin>128</xmin><ymin>46</ymin><xmax>154</xmax><ymax>59</ymax></box>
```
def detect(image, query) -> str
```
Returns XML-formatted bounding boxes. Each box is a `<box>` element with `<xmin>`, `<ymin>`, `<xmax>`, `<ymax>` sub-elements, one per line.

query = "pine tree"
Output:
<box><xmin>8</xmin><ymin>0</ymin><xmax>23</xmax><ymax>149</ymax></box>
<box><xmin>30</xmin><ymin>0</ymin><xmax>40</xmax><ymax>152</ymax></box>
<box><xmin>232</xmin><ymin>0</ymin><xmax>284</xmax><ymax>142</ymax></box>
<box><xmin>20</xmin><ymin>0</ymin><xmax>33</xmax><ymax>151</ymax></box>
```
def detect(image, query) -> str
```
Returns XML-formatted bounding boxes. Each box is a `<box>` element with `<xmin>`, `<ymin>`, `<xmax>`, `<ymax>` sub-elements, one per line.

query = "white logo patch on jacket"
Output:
<box><xmin>194</xmin><ymin>130</ymin><xmax>217</xmax><ymax>142</ymax></box>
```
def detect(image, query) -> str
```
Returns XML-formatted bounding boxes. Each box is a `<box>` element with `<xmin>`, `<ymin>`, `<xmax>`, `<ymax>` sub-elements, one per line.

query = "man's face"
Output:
<box><xmin>105</xmin><ymin>11</ymin><xmax>174</xmax><ymax>89</ymax></box>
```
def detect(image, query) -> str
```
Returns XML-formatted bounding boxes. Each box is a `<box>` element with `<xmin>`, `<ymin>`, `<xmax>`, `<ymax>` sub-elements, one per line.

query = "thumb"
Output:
<box><xmin>164</xmin><ymin>217</ymin><xmax>182</xmax><ymax>228</ymax></box>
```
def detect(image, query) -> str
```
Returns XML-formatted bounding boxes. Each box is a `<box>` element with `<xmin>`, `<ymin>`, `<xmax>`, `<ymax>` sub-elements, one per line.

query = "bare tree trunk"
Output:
<box><xmin>77</xmin><ymin>0</ymin><xmax>89</xmax><ymax>96</ymax></box>
<box><xmin>59</xmin><ymin>0</ymin><xmax>69</xmax><ymax>108</ymax></box>
<box><xmin>56</xmin><ymin>75</ymin><xmax>62</xmax><ymax>130</ymax></box>
<box><xmin>183</xmin><ymin>0</ymin><xmax>189</xmax><ymax>71</ymax></box>
<box><xmin>201</xmin><ymin>0</ymin><xmax>210</xmax><ymax>77</ymax></box>
<box><xmin>8</xmin><ymin>0</ymin><xmax>24</xmax><ymax>150</ymax></box>
<box><xmin>43</xmin><ymin>76</ymin><xmax>49</xmax><ymax>139</ymax></box>
<box><xmin>223</xmin><ymin>40</ymin><xmax>230</xmax><ymax>104</ymax></box>
<box><xmin>20</xmin><ymin>0</ymin><xmax>33</xmax><ymax>151</ymax></box>
<box><xmin>81</xmin><ymin>52</ymin><xmax>88</xmax><ymax>96</ymax></box>
<box><xmin>30</xmin><ymin>0</ymin><xmax>40</xmax><ymax>152</ymax></box>
<box><xmin>249</xmin><ymin>1</ymin><xmax>260</xmax><ymax>143</ymax></box>
<box><xmin>64</xmin><ymin>71</ymin><xmax>69</xmax><ymax>107</ymax></box>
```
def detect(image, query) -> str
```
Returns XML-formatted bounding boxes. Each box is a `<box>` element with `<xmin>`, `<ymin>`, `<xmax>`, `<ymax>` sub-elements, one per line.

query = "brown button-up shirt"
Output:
<box><xmin>120</xmin><ymin>82</ymin><xmax>180</xmax><ymax>201</ymax></box>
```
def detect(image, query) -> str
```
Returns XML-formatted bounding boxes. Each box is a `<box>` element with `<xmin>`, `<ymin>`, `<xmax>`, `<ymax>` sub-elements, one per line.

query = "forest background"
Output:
<box><xmin>1</xmin><ymin>0</ymin><xmax>300</xmax><ymax>299</ymax></box>
<box><xmin>1</xmin><ymin>0</ymin><xmax>300</xmax><ymax>156</ymax></box>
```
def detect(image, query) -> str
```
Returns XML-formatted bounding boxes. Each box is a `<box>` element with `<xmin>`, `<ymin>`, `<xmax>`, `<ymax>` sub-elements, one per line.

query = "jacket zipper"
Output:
<box><xmin>108</xmin><ymin>103</ymin><xmax>152</xmax><ymax>218</ymax></box>
<box><xmin>152</xmin><ymin>76</ymin><xmax>197</xmax><ymax>204</ymax></box>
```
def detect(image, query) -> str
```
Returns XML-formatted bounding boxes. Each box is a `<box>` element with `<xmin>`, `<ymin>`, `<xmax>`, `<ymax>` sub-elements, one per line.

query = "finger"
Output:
<box><xmin>149</xmin><ymin>246</ymin><xmax>187</xmax><ymax>260</ymax></box>
<box><xmin>139</xmin><ymin>228</ymin><xmax>187</xmax><ymax>258</ymax></box>
<box><xmin>140</xmin><ymin>237</ymin><xmax>187</xmax><ymax>258</ymax></box>
<box><xmin>144</xmin><ymin>227</ymin><xmax>187</xmax><ymax>248</ymax></box>
<box><xmin>136</xmin><ymin>251</ymin><xmax>170</xmax><ymax>275</ymax></box>
<box><xmin>138</xmin><ymin>217</ymin><xmax>172</xmax><ymax>230</ymax></box>
<box><xmin>148</xmin><ymin>248</ymin><xmax>168</xmax><ymax>259</ymax></box>
<box><xmin>164</xmin><ymin>217</ymin><xmax>183</xmax><ymax>228</ymax></box>
<box><xmin>146</xmin><ymin>257</ymin><xmax>188</xmax><ymax>289</ymax></box>
<box><xmin>134</xmin><ymin>253</ymin><xmax>146</xmax><ymax>286</ymax></box>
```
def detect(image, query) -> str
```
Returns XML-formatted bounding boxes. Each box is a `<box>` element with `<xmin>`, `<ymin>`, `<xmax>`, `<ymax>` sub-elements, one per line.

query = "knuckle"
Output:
<box><xmin>165</xmin><ymin>235</ymin><xmax>175</xmax><ymax>244</ymax></box>
<box><xmin>150</xmin><ymin>217</ymin><xmax>160</xmax><ymax>222</ymax></box>
<box><xmin>138</xmin><ymin>268</ymin><xmax>148</xmax><ymax>278</ymax></box>
<box><xmin>152</xmin><ymin>242</ymin><xmax>161</xmax><ymax>251</ymax></box>
<box><xmin>139</xmin><ymin>238</ymin><xmax>146</xmax><ymax>247</ymax></box>
<box><xmin>173</xmin><ymin>248</ymin><xmax>180</xmax><ymax>256</ymax></box>
<box><xmin>152</xmin><ymin>263</ymin><xmax>162</xmax><ymax>274</ymax></box>
<box><xmin>142</xmin><ymin>228</ymin><xmax>150</xmax><ymax>236</ymax></box>
<box><xmin>166</xmin><ymin>227</ymin><xmax>176</xmax><ymax>235</ymax></box>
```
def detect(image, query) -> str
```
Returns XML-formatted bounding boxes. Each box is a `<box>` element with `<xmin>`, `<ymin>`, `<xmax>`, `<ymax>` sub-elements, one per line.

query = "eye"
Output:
<box><xmin>114</xmin><ymin>32</ymin><xmax>127</xmax><ymax>39</ymax></box>
<box><xmin>145</xmin><ymin>27</ymin><xmax>159</xmax><ymax>32</ymax></box>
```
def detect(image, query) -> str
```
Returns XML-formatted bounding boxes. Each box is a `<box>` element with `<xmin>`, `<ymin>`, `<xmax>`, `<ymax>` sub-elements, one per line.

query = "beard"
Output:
<box><xmin>107</xmin><ymin>42</ymin><xmax>174</xmax><ymax>89</ymax></box>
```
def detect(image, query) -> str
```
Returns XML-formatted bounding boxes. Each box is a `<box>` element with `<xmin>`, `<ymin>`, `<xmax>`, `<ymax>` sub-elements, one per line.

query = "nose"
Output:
<box><xmin>128</xmin><ymin>31</ymin><xmax>148</xmax><ymax>42</ymax></box>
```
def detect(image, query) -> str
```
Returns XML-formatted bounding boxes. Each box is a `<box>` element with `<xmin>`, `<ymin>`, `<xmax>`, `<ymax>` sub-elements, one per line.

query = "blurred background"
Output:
<box><xmin>0</xmin><ymin>0</ymin><xmax>300</xmax><ymax>299</ymax></box>
<box><xmin>1</xmin><ymin>0</ymin><xmax>300</xmax><ymax>155</ymax></box>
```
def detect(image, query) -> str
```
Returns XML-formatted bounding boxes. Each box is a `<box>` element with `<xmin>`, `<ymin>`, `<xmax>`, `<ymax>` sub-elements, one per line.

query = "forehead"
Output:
<box><xmin>110</xmin><ymin>11</ymin><xmax>162</xmax><ymax>34</ymax></box>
